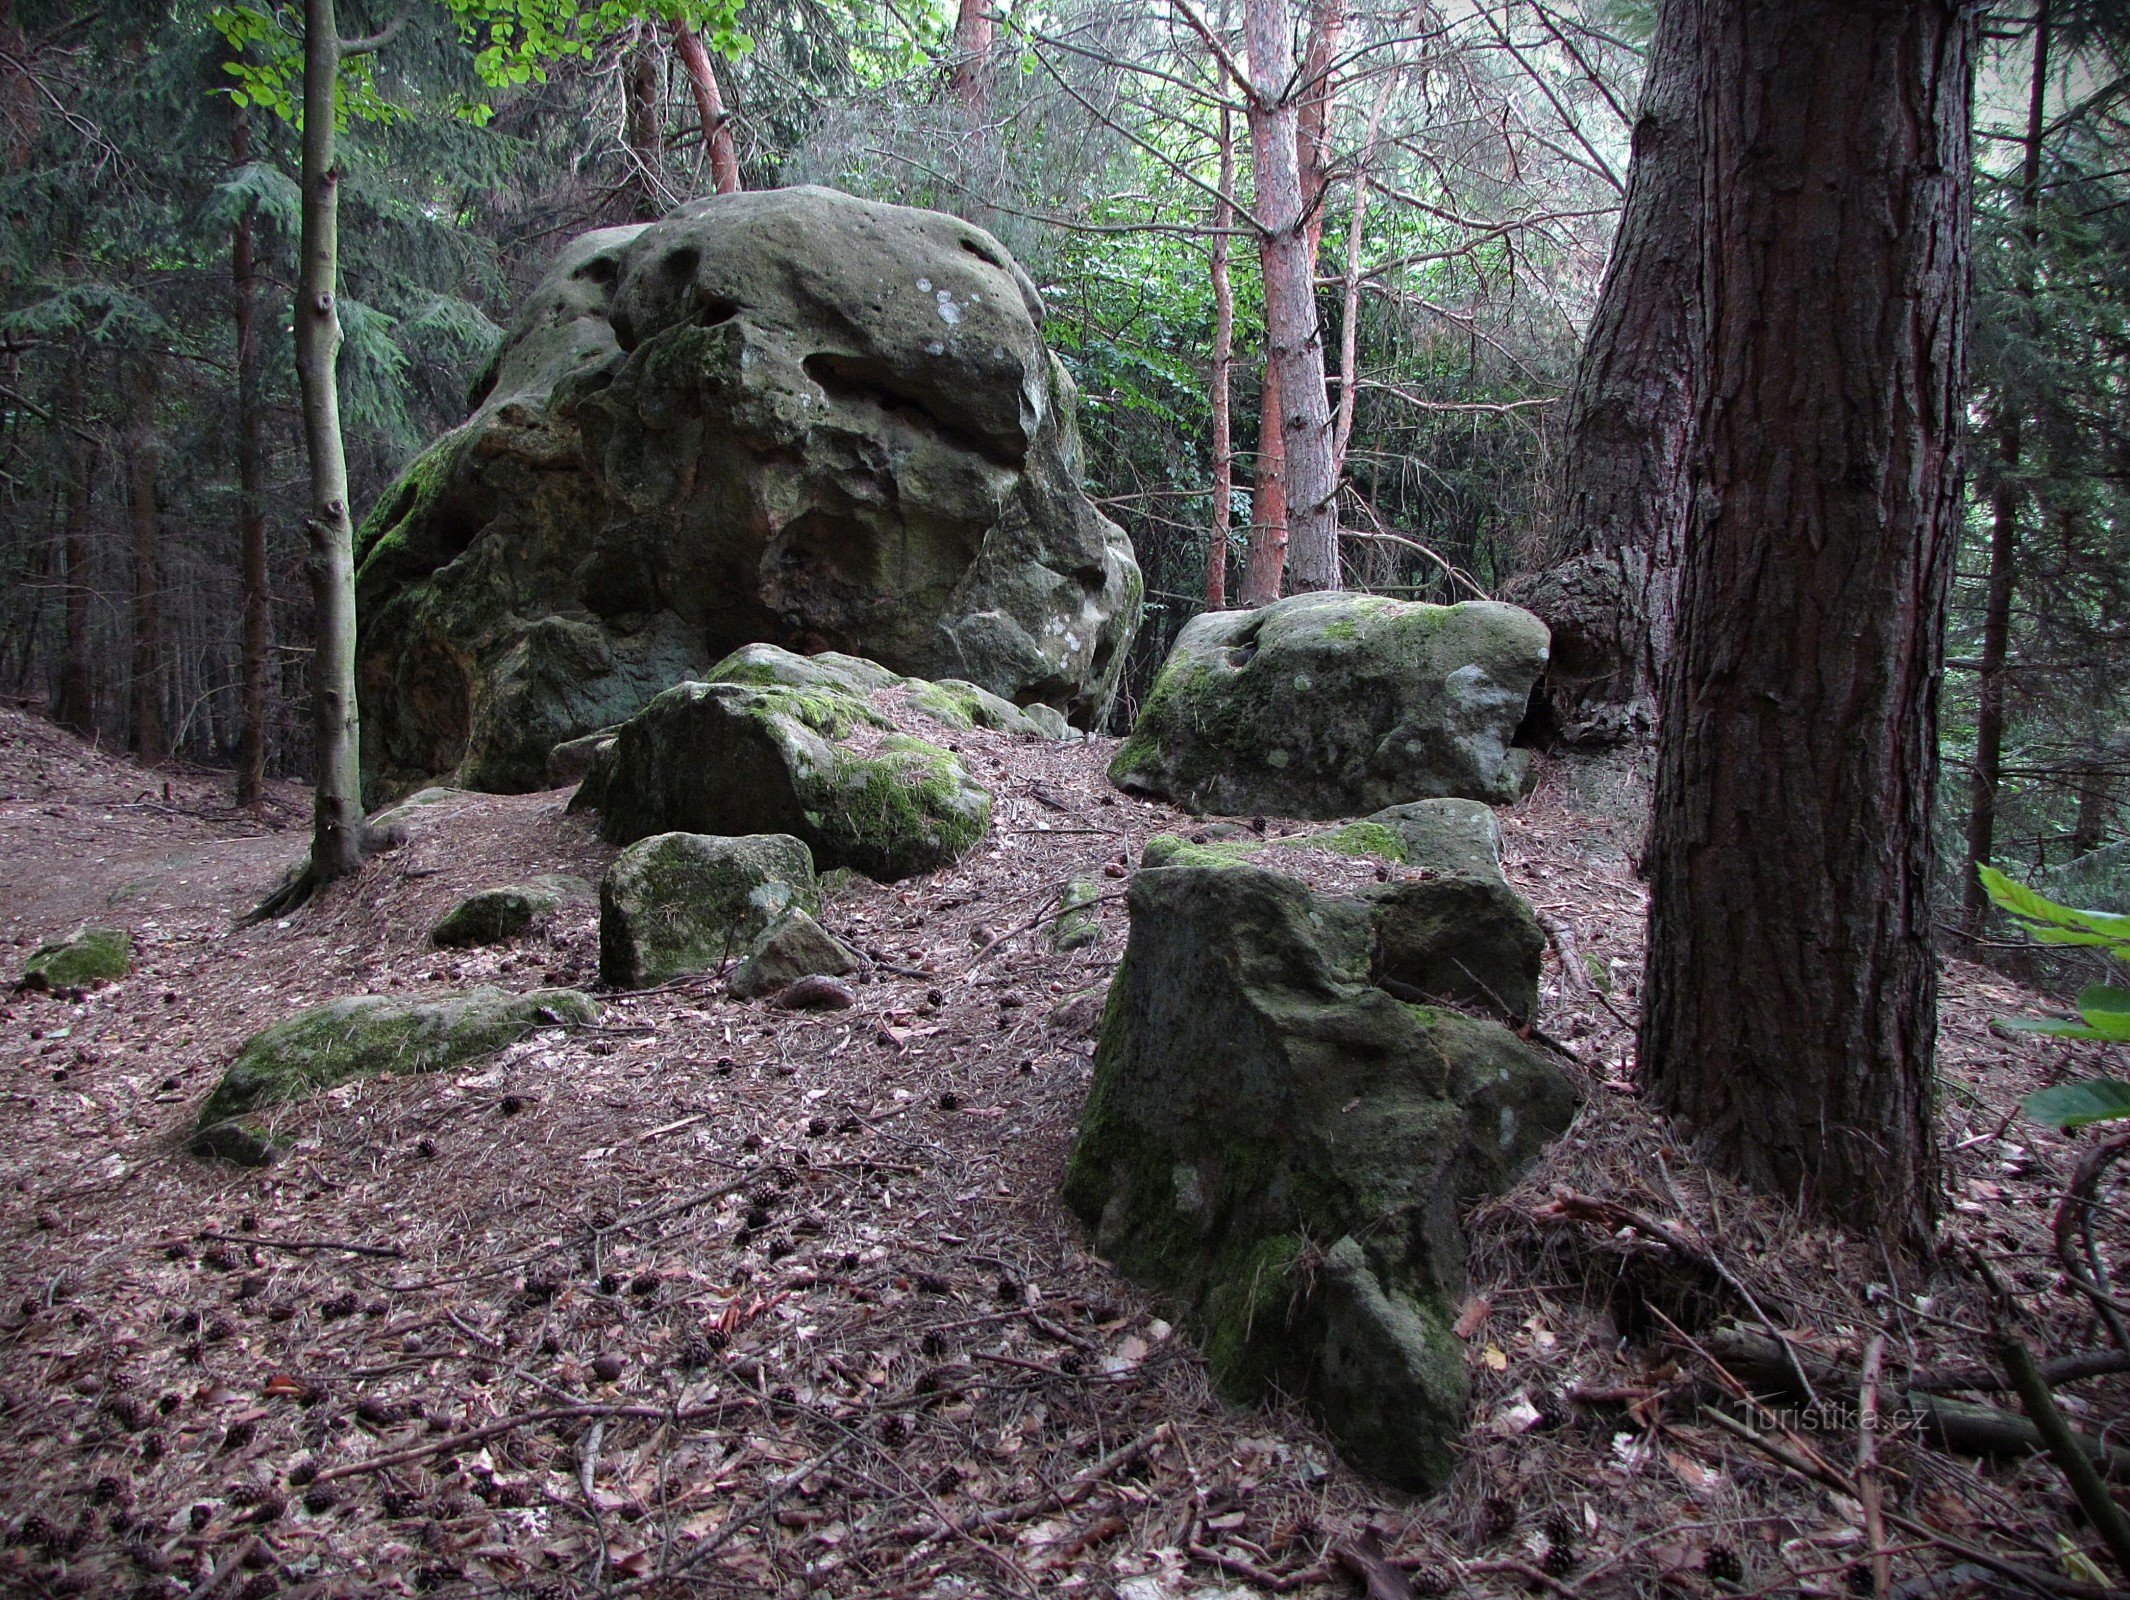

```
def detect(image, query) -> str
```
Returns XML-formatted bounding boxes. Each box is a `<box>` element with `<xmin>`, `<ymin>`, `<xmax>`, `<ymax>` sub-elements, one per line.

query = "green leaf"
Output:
<box><xmin>2077</xmin><ymin>985</ymin><xmax>2130</xmax><ymax>1040</ymax></box>
<box><xmin>1978</xmin><ymin>864</ymin><xmax>2130</xmax><ymax>945</ymax></box>
<box><xmin>2021</xmin><ymin>1079</ymin><xmax>2130</xmax><ymax>1130</ymax></box>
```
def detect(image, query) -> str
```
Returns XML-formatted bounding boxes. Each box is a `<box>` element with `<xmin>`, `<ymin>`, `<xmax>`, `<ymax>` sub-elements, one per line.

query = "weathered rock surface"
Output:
<box><xmin>16</xmin><ymin>927</ymin><xmax>131</xmax><ymax>992</ymax></box>
<box><xmin>355</xmin><ymin>186</ymin><xmax>1141</xmax><ymax>796</ymax></box>
<box><xmin>573</xmin><ymin>646</ymin><xmax>999</xmax><ymax>881</ymax></box>
<box><xmin>1062</xmin><ymin>861</ymin><xmax>1575</xmax><ymax>1491</ymax></box>
<box><xmin>195</xmin><ymin>987</ymin><xmax>596</xmax><ymax>1163</ymax></box>
<box><xmin>1110</xmin><ymin>593</ymin><xmax>1549</xmax><ymax>818</ymax></box>
<box><xmin>1050</xmin><ymin>878</ymin><xmax>1102</xmax><ymax>952</ymax></box>
<box><xmin>599</xmin><ymin>832</ymin><xmax>818</xmax><ymax>988</ymax></box>
<box><xmin>431</xmin><ymin>876</ymin><xmax>590</xmax><ymax>948</ymax></box>
<box><xmin>728</xmin><ymin>908</ymin><xmax>858</xmax><ymax>999</ymax></box>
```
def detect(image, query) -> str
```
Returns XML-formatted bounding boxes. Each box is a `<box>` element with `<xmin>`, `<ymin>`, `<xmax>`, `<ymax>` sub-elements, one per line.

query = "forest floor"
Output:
<box><xmin>0</xmin><ymin>703</ymin><xmax>2122</xmax><ymax>1600</ymax></box>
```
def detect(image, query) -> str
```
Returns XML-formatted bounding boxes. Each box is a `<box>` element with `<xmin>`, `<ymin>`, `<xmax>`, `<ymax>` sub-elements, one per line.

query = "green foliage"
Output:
<box><xmin>1978</xmin><ymin>865</ymin><xmax>2130</xmax><ymax>1125</ymax></box>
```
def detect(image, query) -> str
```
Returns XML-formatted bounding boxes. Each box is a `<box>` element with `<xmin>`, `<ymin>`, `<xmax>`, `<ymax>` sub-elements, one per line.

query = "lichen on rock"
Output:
<box><xmin>194</xmin><ymin>986</ymin><xmax>597</xmax><ymax>1164</ymax></box>
<box><xmin>16</xmin><ymin>927</ymin><xmax>132</xmax><ymax>992</ymax></box>
<box><xmin>355</xmin><ymin>187</ymin><xmax>1140</xmax><ymax>799</ymax></box>
<box><xmin>1062</xmin><ymin>860</ymin><xmax>1575</xmax><ymax>1491</ymax></box>
<box><xmin>1109</xmin><ymin>592</ymin><xmax>1550</xmax><ymax>818</ymax></box>
<box><xmin>599</xmin><ymin>831</ymin><xmax>818</xmax><ymax>988</ymax></box>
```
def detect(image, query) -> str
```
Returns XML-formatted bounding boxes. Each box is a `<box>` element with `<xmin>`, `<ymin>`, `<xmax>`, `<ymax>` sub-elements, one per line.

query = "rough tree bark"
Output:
<box><xmin>56</xmin><ymin>359</ymin><xmax>96</xmax><ymax>736</ymax></box>
<box><xmin>126</xmin><ymin>354</ymin><xmax>164</xmax><ymax>763</ymax></box>
<box><xmin>1208</xmin><ymin>95</ymin><xmax>1236</xmax><ymax>611</ymax></box>
<box><xmin>622</xmin><ymin>33</ymin><xmax>666</xmax><ymax>212</ymax></box>
<box><xmin>949</xmin><ymin>0</ymin><xmax>993</xmax><ymax>120</ymax></box>
<box><xmin>233</xmin><ymin>111</ymin><xmax>271</xmax><ymax>806</ymax></box>
<box><xmin>1511</xmin><ymin>0</ymin><xmax>1700</xmax><ymax>746</ymax></box>
<box><xmin>1961</xmin><ymin>0</ymin><xmax>2050</xmax><ymax>930</ymax></box>
<box><xmin>1242</xmin><ymin>0</ymin><xmax>1339</xmax><ymax>595</ymax></box>
<box><xmin>1641</xmin><ymin>0</ymin><xmax>1971</xmax><ymax>1251</ymax></box>
<box><xmin>671</xmin><ymin>20</ymin><xmax>739</xmax><ymax>195</ymax></box>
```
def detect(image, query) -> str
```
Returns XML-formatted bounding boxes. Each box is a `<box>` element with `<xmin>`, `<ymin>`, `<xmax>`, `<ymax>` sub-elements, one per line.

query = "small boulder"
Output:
<box><xmin>1050</xmin><ymin>879</ymin><xmax>1102</xmax><ymax>952</ymax></box>
<box><xmin>431</xmin><ymin>876</ymin><xmax>590</xmax><ymax>948</ymax></box>
<box><xmin>16</xmin><ymin>928</ymin><xmax>131</xmax><ymax>992</ymax></box>
<box><xmin>1110</xmin><ymin>592</ymin><xmax>1549</xmax><ymax>817</ymax></box>
<box><xmin>547</xmin><ymin>731</ymin><xmax>618</xmax><ymax>787</ymax></box>
<box><xmin>1062</xmin><ymin>863</ymin><xmax>1575</xmax><ymax>1491</ymax></box>
<box><xmin>599</xmin><ymin>832</ymin><xmax>818</xmax><ymax>988</ymax></box>
<box><xmin>728</xmin><ymin>908</ymin><xmax>858</xmax><ymax>999</ymax></box>
<box><xmin>195</xmin><ymin>986</ymin><xmax>597</xmax><ymax>1163</ymax></box>
<box><xmin>573</xmin><ymin>646</ymin><xmax>997</xmax><ymax>882</ymax></box>
<box><xmin>778</xmin><ymin>974</ymin><xmax>857</xmax><ymax>1011</ymax></box>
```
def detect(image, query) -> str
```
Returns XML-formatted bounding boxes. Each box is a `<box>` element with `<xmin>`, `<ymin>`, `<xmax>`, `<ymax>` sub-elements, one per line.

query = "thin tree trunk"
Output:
<box><xmin>1961</xmin><ymin>1</ymin><xmax>2050</xmax><ymax>930</ymax></box>
<box><xmin>1242</xmin><ymin>0</ymin><xmax>1339</xmax><ymax>595</ymax></box>
<box><xmin>290</xmin><ymin>0</ymin><xmax>369</xmax><ymax>888</ymax></box>
<box><xmin>234</xmin><ymin>111</ymin><xmax>271</xmax><ymax>806</ymax></box>
<box><xmin>949</xmin><ymin>0</ymin><xmax>993</xmax><ymax>120</ymax></box>
<box><xmin>1241</xmin><ymin>361</ymin><xmax>1287</xmax><ymax>605</ymax></box>
<box><xmin>126</xmin><ymin>354</ymin><xmax>164</xmax><ymax>763</ymax></box>
<box><xmin>1512</xmin><ymin>0</ymin><xmax>1701</xmax><ymax>746</ymax></box>
<box><xmin>56</xmin><ymin>359</ymin><xmax>95</xmax><ymax>735</ymax></box>
<box><xmin>1208</xmin><ymin>97</ymin><xmax>1236</xmax><ymax>612</ymax></box>
<box><xmin>2069</xmin><ymin>759</ymin><xmax>2114</xmax><ymax>858</ymax></box>
<box><xmin>1332</xmin><ymin>73</ymin><xmax>1391</xmax><ymax>480</ymax></box>
<box><xmin>1641</xmin><ymin>0</ymin><xmax>1971</xmax><ymax>1250</ymax></box>
<box><xmin>671</xmin><ymin>22</ymin><xmax>739</xmax><ymax>195</ymax></box>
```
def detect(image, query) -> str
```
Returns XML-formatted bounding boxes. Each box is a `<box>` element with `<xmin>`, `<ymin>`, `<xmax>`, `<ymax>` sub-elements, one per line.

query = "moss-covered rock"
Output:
<box><xmin>355</xmin><ymin>187</ymin><xmax>1140</xmax><ymax>798</ymax></box>
<box><xmin>728</xmin><ymin>908</ymin><xmax>858</xmax><ymax>999</ymax></box>
<box><xmin>1051</xmin><ymin>878</ymin><xmax>1103</xmax><ymax>952</ymax></box>
<box><xmin>431</xmin><ymin>876</ymin><xmax>590</xmax><ymax>948</ymax></box>
<box><xmin>600</xmin><ymin>832</ymin><xmax>818</xmax><ymax>988</ymax></box>
<box><xmin>195</xmin><ymin>986</ymin><xmax>597</xmax><ymax>1162</ymax></box>
<box><xmin>1062</xmin><ymin>864</ymin><xmax>1575</xmax><ymax>1491</ymax></box>
<box><xmin>16</xmin><ymin>928</ymin><xmax>132</xmax><ymax>992</ymax></box>
<box><xmin>1110</xmin><ymin>592</ymin><xmax>1549</xmax><ymax>818</ymax></box>
<box><xmin>573</xmin><ymin>648</ymin><xmax>996</xmax><ymax>882</ymax></box>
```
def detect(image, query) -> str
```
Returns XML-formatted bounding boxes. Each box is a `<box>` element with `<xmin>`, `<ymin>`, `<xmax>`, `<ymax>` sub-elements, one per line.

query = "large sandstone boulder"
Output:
<box><xmin>195</xmin><ymin>987</ymin><xmax>597</xmax><ymax>1163</ymax></box>
<box><xmin>356</xmin><ymin>186</ymin><xmax>1141</xmax><ymax>795</ymax></box>
<box><xmin>1063</xmin><ymin>859</ymin><xmax>1575</xmax><ymax>1491</ymax></box>
<box><xmin>1110</xmin><ymin>592</ymin><xmax>1549</xmax><ymax>818</ymax></box>
<box><xmin>573</xmin><ymin>645</ymin><xmax>1002</xmax><ymax>882</ymax></box>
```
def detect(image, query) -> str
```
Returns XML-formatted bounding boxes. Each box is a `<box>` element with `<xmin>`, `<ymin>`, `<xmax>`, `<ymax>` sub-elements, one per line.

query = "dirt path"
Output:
<box><xmin>0</xmin><ymin>708</ymin><xmax>2117</xmax><ymax>1599</ymax></box>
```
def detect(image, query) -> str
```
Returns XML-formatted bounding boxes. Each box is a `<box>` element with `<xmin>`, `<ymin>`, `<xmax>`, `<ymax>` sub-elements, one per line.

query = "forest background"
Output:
<box><xmin>1</xmin><ymin>0</ymin><xmax>2124</xmax><ymax>921</ymax></box>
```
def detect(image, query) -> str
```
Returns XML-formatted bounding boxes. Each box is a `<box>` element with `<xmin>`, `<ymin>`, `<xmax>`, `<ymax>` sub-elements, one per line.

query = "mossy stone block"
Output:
<box><xmin>728</xmin><ymin>908</ymin><xmax>858</xmax><ymax>999</ymax></box>
<box><xmin>1109</xmin><ymin>591</ymin><xmax>1549</xmax><ymax>818</ymax></box>
<box><xmin>431</xmin><ymin>875</ymin><xmax>589</xmax><ymax>948</ymax></box>
<box><xmin>1062</xmin><ymin>863</ymin><xmax>1575</xmax><ymax>1491</ymax></box>
<box><xmin>1050</xmin><ymin>878</ymin><xmax>1103</xmax><ymax>951</ymax></box>
<box><xmin>600</xmin><ymin>832</ymin><xmax>818</xmax><ymax>988</ymax></box>
<box><xmin>18</xmin><ymin>928</ymin><xmax>132</xmax><ymax>992</ymax></box>
<box><xmin>195</xmin><ymin>986</ymin><xmax>597</xmax><ymax>1162</ymax></box>
<box><xmin>575</xmin><ymin>659</ymin><xmax>993</xmax><ymax>882</ymax></box>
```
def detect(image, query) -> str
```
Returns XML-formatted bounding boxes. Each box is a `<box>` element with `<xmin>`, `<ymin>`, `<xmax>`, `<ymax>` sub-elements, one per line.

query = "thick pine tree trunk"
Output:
<box><xmin>56</xmin><ymin>361</ymin><xmax>96</xmax><ymax>736</ymax></box>
<box><xmin>1242</xmin><ymin>0</ymin><xmax>1339</xmax><ymax>595</ymax></box>
<box><xmin>949</xmin><ymin>0</ymin><xmax>993</xmax><ymax>120</ymax></box>
<box><xmin>289</xmin><ymin>0</ymin><xmax>369</xmax><ymax>890</ymax></box>
<box><xmin>126</xmin><ymin>355</ymin><xmax>164</xmax><ymax>763</ymax></box>
<box><xmin>1641</xmin><ymin>0</ymin><xmax>1971</xmax><ymax>1251</ymax></box>
<box><xmin>1513</xmin><ymin>0</ymin><xmax>1700</xmax><ymax>746</ymax></box>
<box><xmin>671</xmin><ymin>22</ymin><xmax>739</xmax><ymax>195</ymax></box>
<box><xmin>233</xmin><ymin>113</ymin><xmax>271</xmax><ymax>806</ymax></box>
<box><xmin>623</xmin><ymin>34</ymin><xmax>665</xmax><ymax>212</ymax></box>
<box><xmin>1961</xmin><ymin>2</ymin><xmax>2050</xmax><ymax>930</ymax></box>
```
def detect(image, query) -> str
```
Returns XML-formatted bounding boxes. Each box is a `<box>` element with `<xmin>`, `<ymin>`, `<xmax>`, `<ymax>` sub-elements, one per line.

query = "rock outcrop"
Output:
<box><xmin>16</xmin><ymin>927</ymin><xmax>131</xmax><ymax>992</ymax></box>
<box><xmin>573</xmin><ymin>645</ymin><xmax>1005</xmax><ymax>882</ymax></box>
<box><xmin>599</xmin><ymin>832</ymin><xmax>819</xmax><ymax>989</ymax></box>
<box><xmin>355</xmin><ymin>186</ymin><xmax>1141</xmax><ymax>795</ymax></box>
<box><xmin>1063</xmin><ymin>859</ymin><xmax>1575</xmax><ymax>1491</ymax></box>
<box><xmin>1110</xmin><ymin>593</ymin><xmax>1549</xmax><ymax>818</ymax></box>
<box><xmin>195</xmin><ymin>987</ymin><xmax>597</xmax><ymax>1163</ymax></box>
